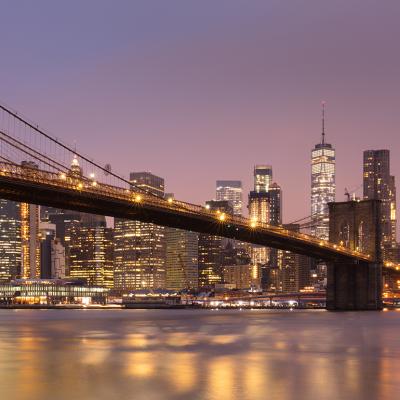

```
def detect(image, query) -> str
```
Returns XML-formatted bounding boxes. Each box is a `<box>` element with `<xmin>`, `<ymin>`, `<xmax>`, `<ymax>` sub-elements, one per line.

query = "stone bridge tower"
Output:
<box><xmin>327</xmin><ymin>199</ymin><xmax>382</xmax><ymax>310</ymax></box>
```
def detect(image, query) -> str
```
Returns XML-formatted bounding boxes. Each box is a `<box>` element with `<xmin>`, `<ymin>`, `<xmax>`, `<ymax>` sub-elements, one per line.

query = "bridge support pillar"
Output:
<box><xmin>326</xmin><ymin>261</ymin><xmax>382</xmax><ymax>310</ymax></box>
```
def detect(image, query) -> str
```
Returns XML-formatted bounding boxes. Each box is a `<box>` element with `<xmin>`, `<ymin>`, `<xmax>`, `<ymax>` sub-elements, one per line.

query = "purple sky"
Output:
<box><xmin>1</xmin><ymin>1</ymin><xmax>400</xmax><ymax>224</ymax></box>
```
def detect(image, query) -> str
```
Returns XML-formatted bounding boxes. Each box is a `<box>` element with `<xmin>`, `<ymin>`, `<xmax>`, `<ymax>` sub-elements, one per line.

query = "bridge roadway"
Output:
<box><xmin>0</xmin><ymin>162</ymin><xmax>378</xmax><ymax>263</ymax></box>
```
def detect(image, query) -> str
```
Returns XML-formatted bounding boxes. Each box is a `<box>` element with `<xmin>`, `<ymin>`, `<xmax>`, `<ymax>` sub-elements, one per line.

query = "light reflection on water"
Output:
<box><xmin>0</xmin><ymin>309</ymin><xmax>400</xmax><ymax>400</ymax></box>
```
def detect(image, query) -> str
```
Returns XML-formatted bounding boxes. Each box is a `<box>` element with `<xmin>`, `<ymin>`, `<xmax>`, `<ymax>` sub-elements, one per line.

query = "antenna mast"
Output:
<box><xmin>321</xmin><ymin>101</ymin><xmax>326</xmax><ymax>145</ymax></box>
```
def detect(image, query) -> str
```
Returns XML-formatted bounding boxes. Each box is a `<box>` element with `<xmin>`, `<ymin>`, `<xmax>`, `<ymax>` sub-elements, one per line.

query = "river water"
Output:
<box><xmin>0</xmin><ymin>309</ymin><xmax>399</xmax><ymax>400</ymax></box>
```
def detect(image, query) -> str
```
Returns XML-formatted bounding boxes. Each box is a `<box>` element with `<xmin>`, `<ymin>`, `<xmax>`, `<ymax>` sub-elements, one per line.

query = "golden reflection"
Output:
<box><xmin>16</xmin><ymin>331</ymin><xmax>47</xmax><ymax>399</ymax></box>
<box><xmin>126</xmin><ymin>333</ymin><xmax>150</xmax><ymax>349</ymax></box>
<box><xmin>305</xmin><ymin>356</ymin><xmax>336</xmax><ymax>397</ymax></box>
<box><xmin>274</xmin><ymin>340</ymin><xmax>288</xmax><ymax>350</ymax></box>
<box><xmin>244</xmin><ymin>352</ymin><xmax>266</xmax><ymax>398</ymax></box>
<box><xmin>125</xmin><ymin>351</ymin><xmax>156</xmax><ymax>378</ymax></box>
<box><xmin>211</xmin><ymin>334</ymin><xmax>240</xmax><ymax>345</ymax></box>
<box><xmin>80</xmin><ymin>338</ymin><xmax>111</xmax><ymax>366</ymax></box>
<box><xmin>165</xmin><ymin>352</ymin><xmax>198</xmax><ymax>394</ymax></box>
<box><xmin>377</xmin><ymin>348</ymin><xmax>400</xmax><ymax>399</ymax></box>
<box><xmin>343</xmin><ymin>358</ymin><xmax>362</xmax><ymax>395</ymax></box>
<box><xmin>18</xmin><ymin>335</ymin><xmax>48</xmax><ymax>350</ymax></box>
<box><xmin>208</xmin><ymin>357</ymin><xmax>235</xmax><ymax>400</ymax></box>
<box><xmin>166</xmin><ymin>332</ymin><xmax>197</xmax><ymax>347</ymax></box>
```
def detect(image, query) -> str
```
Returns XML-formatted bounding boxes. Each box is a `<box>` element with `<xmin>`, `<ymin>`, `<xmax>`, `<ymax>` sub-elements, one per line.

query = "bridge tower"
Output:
<box><xmin>327</xmin><ymin>199</ymin><xmax>383</xmax><ymax>310</ymax></box>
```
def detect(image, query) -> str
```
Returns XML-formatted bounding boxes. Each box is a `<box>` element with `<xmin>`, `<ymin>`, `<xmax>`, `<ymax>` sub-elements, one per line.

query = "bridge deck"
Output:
<box><xmin>0</xmin><ymin>162</ymin><xmax>374</xmax><ymax>262</ymax></box>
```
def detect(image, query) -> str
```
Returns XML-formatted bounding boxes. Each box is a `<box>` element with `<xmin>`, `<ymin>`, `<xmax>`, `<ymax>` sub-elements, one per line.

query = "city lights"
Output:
<box><xmin>0</xmin><ymin>6</ymin><xmax>399</xmax><ymax>400</ymax></box>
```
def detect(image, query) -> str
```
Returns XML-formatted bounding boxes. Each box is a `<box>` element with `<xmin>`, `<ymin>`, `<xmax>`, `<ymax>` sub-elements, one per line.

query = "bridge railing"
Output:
<box><xmin>0</xmin><ymin>161</ymin><xmax>372</xmax><ymax>262</ymax></box>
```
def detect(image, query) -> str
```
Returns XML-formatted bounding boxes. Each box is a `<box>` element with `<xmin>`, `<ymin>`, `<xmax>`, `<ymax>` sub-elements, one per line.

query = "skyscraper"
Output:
<box><xmin>51</xmin><ymin>239</ymin><xmax>66</xmax><ymax>279</ymax></box>
<box><xmin>165</xmin><ymin>228</ymin><xmax>198</xmax><ymax>291</ymax></box>
<box><xmin>267</xmin><ymin>182</ymin><xmax>282</xmax><ymax>226</ymax></box>
<box><xmin>130</xmin><ymin>172</ymin><xmax>164</xmax><ymax>197</ymax></box>
<box><xmin>20</xmin><ymin>161</ymin><xmax>41</xmax><ymax>279</ymax></box>
<box><xmin>165</xmin><ymin>193</ymin><xmax>198</xmax><ymax>291</ymax></box>
<box><xmin>216</xmin><ymin>180</ymin><xmax>243</xmax><ymax>216</ymax></box>
<box><xmin>69</xmin><ymin>216</ymin><xmax>114</xmax><ymax>288</ymax></box>
<box><xmin>0</xmin><ymin>199</ymin><xmax>21</xmax><ymax>282</ymax></box>
<box><xmin>248</xmin><ymin>166</ymin><xmax>279</xmax><ymax>266</ymax></box>
<box><xmin>41</xmin><ymin>156</ymin><xmax>85</xmax><ymax>276</ymax></box>
<box><xmin>363</xmin><ymin>149</ymin><xmax>397</xmax><ymax>260</ymax></box>
<box><xmin>254</xmin><ymin>165</ymin><xmax>273</xmax><ymax>193</ymax></box>
<box><xmin>20</xmin><ymin>201</ymin><xmax>41</xmax><ymax>279</ymax></box>
<box><xmin>311</xmin><ymin>103</ymin><xmax>335</xmax><ymax>241</ymax></box>
<box><xmin>39</xmin><ymin>221</ymin><xmax>56</xmax><ymax>279</ymax></box>
<box><xmin>198</xmin><ymin>200</ymin><xmax>232</xmax><ymax>288</ymax></box>
<box><xmin>114</xmin><ymin>172</ymin><xmax>166</xmax><ymax>292</ymax></box>
<box><xmin>279</xmin><ymin>224</ymin><xmax>312</xmax><ymax>293</ymax></box>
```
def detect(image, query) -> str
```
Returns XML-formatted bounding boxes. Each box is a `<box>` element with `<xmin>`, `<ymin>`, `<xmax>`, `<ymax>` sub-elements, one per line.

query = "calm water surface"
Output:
<box><xmin>0</xmin><ymin>309</ymin><xmax>399</xmax><ymax>400</ymax></box>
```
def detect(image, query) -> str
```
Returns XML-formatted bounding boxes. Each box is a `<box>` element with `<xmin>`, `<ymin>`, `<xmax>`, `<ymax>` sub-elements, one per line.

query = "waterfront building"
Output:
<box><xmin>0</xmin><ymin>279</ymin><xmax>108</xmax><ymax>305</ymax></box>
<box><xmin>216</xmin><ymin>180</ymin><xmax>243</xmax><ymax>216</ymax></box>
<box><xmin>198</xmin><ymin>200</ymin><xmax>232</xmax><ymax>288</ymax></box>
<box><xmin>0</xmin><ymin>199</ymin><xmax>21</xmax><ymax>282</ymax></box>
<box><xmin>363</xmin><ymin>149</ymin><xmax>397</xmax><ymax>261</ymax></box>
<box><xmin>311</xmin><ymin>104</ymin><xmax>335</xmax><ymax>241</ymax></box>
<box><xmin>114</xmin><ymin>172</ymin><xmax>166</xmax><ymax>292</ymax></box>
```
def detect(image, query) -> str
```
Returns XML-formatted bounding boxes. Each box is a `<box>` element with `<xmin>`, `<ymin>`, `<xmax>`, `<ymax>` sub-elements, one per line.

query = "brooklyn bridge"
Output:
<box><xmin>0</xmin><ymin>103</ymin><xmax>398</xmax><ymax>310</ymax></box>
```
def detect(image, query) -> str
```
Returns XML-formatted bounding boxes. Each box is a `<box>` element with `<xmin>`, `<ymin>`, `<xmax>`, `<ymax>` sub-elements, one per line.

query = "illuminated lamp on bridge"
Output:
<box><xmin>167</xmin><ymin>197</ymin><xmax>173</xmax><ymax>204</ymax></box>
<box><xmin>134</xmin><ymin>194</ymin><xmax>142</xmax><ymax>202</ymax></box>
<box><xmin>218</xmin><ymin>213</ymin><xmax>226</xmax><ymax>222</ymax></box>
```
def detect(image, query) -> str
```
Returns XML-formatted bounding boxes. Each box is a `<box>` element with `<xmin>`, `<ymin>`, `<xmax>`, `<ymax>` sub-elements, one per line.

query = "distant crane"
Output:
<box><xmin>344</xmin><ymin>184</ymin><xmax>363</xmax><ymax>201</ymax></box>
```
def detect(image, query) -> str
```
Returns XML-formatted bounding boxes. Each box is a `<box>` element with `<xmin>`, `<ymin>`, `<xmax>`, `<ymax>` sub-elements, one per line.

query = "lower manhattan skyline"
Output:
<box><xmin>2</xmin><ymin>1</ymin><xmax>400</xmax><ymax>225</ymax></box>
<box><xmin>1</xmin><ymin>2</ymin><xmax>400</xmax><ymax>400</ymax></box>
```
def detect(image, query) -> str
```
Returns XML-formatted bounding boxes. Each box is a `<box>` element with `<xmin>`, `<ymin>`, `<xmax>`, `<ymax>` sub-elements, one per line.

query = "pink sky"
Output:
<box><xmin>2</xmin><ymin>1</ymin><xmax>400</xmax><ymax>225</ymax></box>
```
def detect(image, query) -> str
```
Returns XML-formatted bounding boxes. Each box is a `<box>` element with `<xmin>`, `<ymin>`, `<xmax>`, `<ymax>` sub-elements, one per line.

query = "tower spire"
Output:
<box><xmin>321</xmin><ymin>101</ymin><xmax>326</xmax><ymax>145</ymax></box>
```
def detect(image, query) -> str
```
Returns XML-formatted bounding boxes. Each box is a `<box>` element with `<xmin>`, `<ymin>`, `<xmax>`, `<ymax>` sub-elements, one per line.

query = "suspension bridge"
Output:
<box><xmin>0</xmin><ymin>102</ymin><xmax>397</xmax><ymax>309</ymax></box>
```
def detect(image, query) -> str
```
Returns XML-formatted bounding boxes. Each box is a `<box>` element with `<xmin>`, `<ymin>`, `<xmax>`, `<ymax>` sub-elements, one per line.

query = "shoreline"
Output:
<box><xmin>0</xmin><ymin>304</ymin><xmax>326</xmax><ymax>310</ymax></box>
